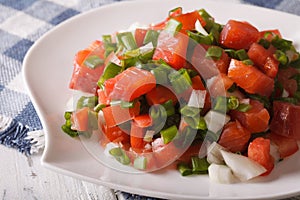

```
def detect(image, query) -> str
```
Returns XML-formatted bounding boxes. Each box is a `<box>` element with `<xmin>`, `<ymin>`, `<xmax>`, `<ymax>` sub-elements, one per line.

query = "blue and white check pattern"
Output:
<box><xmin>1</xmin><ymin>0</ymin><xmax>300</xmax><ymax>199</ymax></box>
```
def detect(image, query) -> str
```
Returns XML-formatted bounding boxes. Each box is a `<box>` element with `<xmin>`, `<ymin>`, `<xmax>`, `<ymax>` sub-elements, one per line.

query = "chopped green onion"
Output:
<box><xmin>258</xmin><ymin>38</ymin><xmax>270</xmax><ymax>49</ymax></box>
<box><xmin>124</xmin><ymin>48</ymin><xmax>140</xmax><ymax>58</ymax></box>
<box><xmin>177</xmin><ymin>163</ymin><xmax>193</xmax><ymax>176</ymax></box>
<box><xmin>161</xmin><ymin>125</ymin><xmax>178</xmax><ymax>144</ymax></box>
<box><xmin>235</xmin><ymin>49</ymin><xmax>249</xmax><ymax>60</ymax></box>
<box><xmin>117</xmin><ymin>32</ymin><xmax>138</xmax><ymax>50</ymax></box>
<box><xmin>102</xmin><ymin>35</ymin><xmax>112</xmax><ymax>43</ymax></box>
<box><xmin>242</xmin><ymin>59</ymin><xmax>254</xmax><ymax>66</ymax></box>
<box><xmin>83</xmin><ymin>55</ymin><xmax>104</xmax><ymax>69</ymax></box>
<box><xmin>94</xmin><ymin>103</ymin><xmax>106</xmax><ymax>112</ymax></box>
<box><xmin>134</xmin><ymin>156</ymin><xmax>147</xmax><ymax>170</ymax></box>
<box><xmin>109</xmin><ymin>147</ymin><xmax>131</xmax><ymax>165</ymax></box>
<box><xmin>120</xmin><ymin>100</ymin><xmax>135</xmax><ymax>108</ymax></box>
<box><xmin>184</xmin><ymin>116</ymin><xmax>207</xmax><ymax>130</ymax></box>
<box><xmin>236</xmin><ymin>103</ymin><xmax>252</xmax><ymax>112</ymax></box>
<box><xmin>104</xmin><ymin>43</ymin><xmax>117</xmax><ymax>58</ymax></box>
<box><xmin>151</xmin><ymin>67</ymin><xmax>169</xmax><ymax>85</ymax></box>
<box><xmin>61</xmin><ymin>111</ymin><xmax>78</xmax><ymax>137</ymax></box>
<box><xmin>191</xmin><ymin>156</ymin><xmax>210</xmax><ymax>174</ymax></box>
<box><xmin>213</xmin><ymin>96</ymin><xmax>228</xmax><ymax>113</ymax></box>
<box><xmin>271</xmin><ymin>35</ymin><xmax>292</xmax><ymax>52</ymax></box>
<box><xmin>139</xmin><ymin>49</ymin><xmax>154</xmax><ymax>64</ymax></box>
<box><xmin>227</xmin><ymin>96</ymin><xmax>239</xmax><ymax>110</ymax></box>
<box><xmin>102</xmin><ymin>35</ymin><xmax>117</xmax><ymax>57</ymax></box>
<box><xmin>205</xmin><ymin>46</ymin><xmax>223</xmax><ymax>60</ymax></box>
<box><xmin>151</xmin><ymin>62</ymin><xmax>173</xmax><ymax>82</ymax></box>
<box><xmin>150</xmin><ymin>105</ymin><xmax>167</xmax><ymax>133</ymax></box>
<box><xmin>198</xmin><ymin>9</ymin><xmax>214</xmax><ymax>31</ymax></box>
<box><xmin>121</xmin><ymin>56</ymin><xmax>139</xmax><ymax>69</ymax></box>
<box><xmin>187</xmin><ymin>30</ymin><xmax>213</xmax><ymax>45</ymax></box>
<box><xmin>274</xmin><ymin>50</ymin><xmax>288</xmax><ymax>66</ymax></box>
<box><xmin>180</xmin><ymin>105</ymin><xmax>201</xmax><ymax>117</ymax></box>
<box><xmin>169</xmin><ymin>68</ymin><xmax>192</xmax><ymax>94</ymax></box>
<box><xmin>77</xmin><ymin>96</ymin><xmax>98</xmax><ymax>109</ymax></box>
<box><xmin>169</xmin><ymin>7</ymin><xmax>182</xmax><ymax>17</ymax></box>
<box><xmin>98</xmin><ymin>62</ymin><xmax>122</xmax><ymax>86</ymax></box>
<box><xmin>209</xmin><ymin>23</ymin><xmax>222</xmax><ymax>44</ymax></box>
<box><xmin>225</xmin><ymin>49</ymin><xmax>249</xmax><ymax>61</ymax></box>
<box><xmin>162</xmin><ymin>100</ymin><xmax>175</xmax><ymax>117</ymax></box>
<box><xmin>164</xmin><ymin>18</ymin><xmax>182</xmax><ymax>36</ymax></box>
<box><xmin>143</xmin><ymin>30</ymin><xmax>159</xmax><ymax>47</ymax></box>
<box><xmin>64</xmin><ymin>111</ymin><xmax>72</xmax><ymax>120</ymax></box>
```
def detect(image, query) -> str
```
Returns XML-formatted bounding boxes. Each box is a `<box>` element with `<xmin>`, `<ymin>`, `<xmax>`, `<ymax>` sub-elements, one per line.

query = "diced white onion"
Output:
<box><xmin>144</xmin><ymin>130</ymin><xmax>155</xmax><ymax>142</ymax></box>
<box><xmin>207</xmin><ymin>142</ymin><xmax>226</xmax><ymax>164</ymax></box>
<box><xmin>105</xmin><ymin>51</ymin><xmax>121</xmax><ymax>66</ymax></box>
<box><xmin>282</xmin><ymin>89</ymin><xmax>289</xmax><ymax>98</ymax></box>
<box><xmin>208</xmin><ymin>163</ymin><xmax>238</xmax><ymax>184</ymax></box>
<box><xmin>187</xmin><ymin>89</ymin><xmax>207</xmax><ymax>108</ymax></box>
<box><xmin>220</xmin><ymin>150</ymin><xmax>267</xmax><ymax>182</ymax></box>
<box><xmin>204</xmin><ymin>110</ymin><xmax>230</xmax><ymax>133</ymax></box>
<box><xmin>270</xmin><ymin>142</ymin><xmax>281</xmax><ymax>163</ymax></box>
<box><xmin>139</xmin><ymin>42</ymin><xmax>154</xmax><ymax>53</ymax></box>
<box><xmin>195</xmin><ymin>20</ymin><xmax>208</xmax><ymax>36</ymax></box>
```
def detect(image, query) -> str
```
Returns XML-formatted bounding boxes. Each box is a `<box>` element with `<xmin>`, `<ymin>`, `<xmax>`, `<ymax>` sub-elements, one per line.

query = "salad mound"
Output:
<box><xmin>62</xmin><ymin>7</ymin><xmax>300</xmax><ymax>183</ymax></box>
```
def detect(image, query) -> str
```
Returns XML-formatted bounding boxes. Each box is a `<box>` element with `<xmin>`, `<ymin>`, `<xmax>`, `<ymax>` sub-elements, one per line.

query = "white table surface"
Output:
<box><xmin>0</xmin><ymin>145</ymin><xmax>117</xmax><ymax>200</ymax></box>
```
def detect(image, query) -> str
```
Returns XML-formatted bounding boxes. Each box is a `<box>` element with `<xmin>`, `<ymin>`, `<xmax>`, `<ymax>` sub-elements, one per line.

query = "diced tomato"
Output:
<box><xmin>191</xmin><ymin>45</ymin><xmax>230</xmax><ymax>79</ymax></box>
<box><xmin>152</xmin><ymin>138</ymin><xmax>181</xmax><ymax>168</ymax></box>
<box><xmin>130</xmin><ymin>115</ymin><xmax>152</xmax><ymax>150</ymax></box>
<box><xmin>248</xmin><ymin>137</ymin><xmax>274</xmax><ymax>176</ymax></box>
<box><xmin>228</xmin><ymin>59</ymin><xmax>274</xmax><ymax>97</ymax></box>
<box><xmin>247</xmin><ymin>43</ymin><xmax>279</xmax><ymax>78</ymax></box>
<box><xmin>97</xmin><ymin>89</ymin><xmax>110</xmax><ymax>105</ymax></box>
<box><xmin>277</xmin><ymin>67</ymin><xmax>299</xmax><ymax>97</ymax></box>
<box><xmin>259</xmin><ymin>29</ymin><xmax>282</xmax><ymax>41</ymax></box>
<box><xmin>219</xmin><ymin>20</ymin><xmax>260</xmax><ymax>50</ymax></box>
<box><xmin>109</xmin><ymin>67</ymin><xmax>156</xmax><ymax>101</ymax></box>
<box><xmin>266</xmin><ymin>132</ymin><xmax>299</xmax><ymax>158</ymax></box>
<box><xmin>218</xmin><ymin>120</ymin><xmax>251</xmax><ymax>153</ymax></box>
<box><xmin>172</xmin><ymin>10</ymin><xmax>206</xmax><ymax>32</ymax></box>
<box><xmin>153</xmin><ymin>31</ymin><xmax>188</xmax><ymax>70</ymax></box>
<box><xmin>101</xmin><ymin>125</ymin><xmax>130</xmax><ymax>143</ymax></box>
<box><xmin>69</xmin><ymin>41</ymin><xmax>106</xmax><ymax>94</ymax></box>
<box><xmin>72</xmin><ymin>107</ymin><xmax>89</xmax><ymax>131</ymax></box>
<box><xmin>146</xmin><ymin>85</ymin><xmax>178</xmax><ymax>106</ymax></box>
<box><xmin>230</xmin><ymin>100</ymin><xmax>270</xmax><ymax>133</ymax></box>
<box><xmin>270</xmin><ymin>101</ymin><xmax>300</xmax><ymax>140</ymax></box>
<box><xmin>102</xmin><ymin>101</ymin><xmax>140</xmax><ymax>128</ymax></box>
<box><xmin>150</xmin><ymin>8</ymin><xmax>205</xmax><ymax>32</ymax></box>
<box><xmin>135</xmin><ymin>28</ymin><xmax>148</xmax><ymax>47</ymax></box>
<box><xmin>191</xmin><ymin>75</ymin><xmax>205</xmax><ymax>90</ymax></box>
<box><xmin>215</xmin><ymin>48</ymin><xmax>231</xmax><ymax>74</ymax></box>
<box><xmin>248</xmin><ymin>43</ymin><xmax>272</xmax><ymax>68</ymax></box>
<box><xmin>263</xmin><ymin>56</ymin><xmax>279</xmax><ymax>78</ymax></box>
<box><xmin>206</xmin><ymin>73</ymin><xmax>234</xmax><ymax>98</ymax></box>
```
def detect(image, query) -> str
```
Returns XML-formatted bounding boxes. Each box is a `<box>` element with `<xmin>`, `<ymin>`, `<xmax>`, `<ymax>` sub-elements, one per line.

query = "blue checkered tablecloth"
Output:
<box><xmin>1</xmin><ymin>0</ymin><xmax>300</xmax><ymax>199</ymax></box>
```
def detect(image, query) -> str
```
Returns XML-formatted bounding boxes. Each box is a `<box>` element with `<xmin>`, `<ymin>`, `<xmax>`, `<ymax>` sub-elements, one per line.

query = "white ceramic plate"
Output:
<box><xmin>23</xmin><ymin>0</ymin><xmax>300</xmax><ymax>199</ymax></box>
